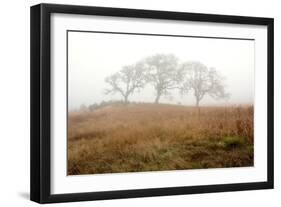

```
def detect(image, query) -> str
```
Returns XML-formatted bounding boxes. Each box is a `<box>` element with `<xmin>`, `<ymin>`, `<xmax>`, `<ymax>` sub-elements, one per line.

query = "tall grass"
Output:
<box><xmin>68</xmin><ymin>103</ymin><xmax>254</xmax><ymax>175</ymax></box>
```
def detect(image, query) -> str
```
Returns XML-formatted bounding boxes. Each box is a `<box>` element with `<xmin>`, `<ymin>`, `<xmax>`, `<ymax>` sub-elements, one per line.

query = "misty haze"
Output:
<box><xmin>67</xmin><ymin>31</ymin><xmax>254</xmax><ymax>175</ymax></box>
<box><xmin>68</xmin><ymin>32</ymin><xmax>254</xmax><ymax>110</ymax></box>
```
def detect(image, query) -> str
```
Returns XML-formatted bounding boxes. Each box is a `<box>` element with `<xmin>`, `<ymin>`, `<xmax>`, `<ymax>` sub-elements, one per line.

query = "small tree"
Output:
<box><xmin>79</xmin><ymin>104</ymin><xmax>88</xmax><ymax>112</ymax></box>
<box><xmin>104</xmin><ymin>64</ymin><xmax>145</xmax><ymax>103</ymax></box>
<box><xmin>180</xmin><ymin>61</ymin><xmax>229</xmax><ymax>107</ymax></box>
<box><xmin>88</xmin><ymin>103</ymin><xmax>98</xmax><ymax>111</ymax></box>
<box><xmin>141</xmin><ymin>54</ymin><xmax>182</xmax><ymax>103</ymax></box>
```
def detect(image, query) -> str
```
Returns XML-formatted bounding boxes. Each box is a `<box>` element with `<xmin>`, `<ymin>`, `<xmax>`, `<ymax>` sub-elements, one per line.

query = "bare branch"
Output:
<box><xmin>140</xmin><ymin>54</ymin><xmax>182</xmax><ymax>103</ymax></box>
<box><xmin>180</xmin><ymin>61</ymin><xmax>230</xmax><ymax>106</ymax></box>
<box><xmin>104</xmin><ymin>64</ymin><xmax>146</xmax><ymax>103</ymax></box>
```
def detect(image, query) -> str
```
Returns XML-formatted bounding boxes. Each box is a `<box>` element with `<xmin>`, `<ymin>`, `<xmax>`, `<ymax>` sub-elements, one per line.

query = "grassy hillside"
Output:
<box><xmin>68</xmin><ymin>103</ymin><xmax>254</xmax><ymax>175</ymax></box>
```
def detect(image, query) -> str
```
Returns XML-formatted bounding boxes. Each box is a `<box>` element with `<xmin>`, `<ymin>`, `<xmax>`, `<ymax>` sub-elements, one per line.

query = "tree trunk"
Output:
<box><xmin>124</xmin><ymin>95</ymin><xmax>129</xmax><ymax>104</ymax></box>
<box><xmin>195</xmin><ymin>96</ymin><xmax>201</xmax><ymax>118</ymax></box>
<box><xmin>154</xmin><ymin>93</ymin><xmax>161</xmax><ymax>104</ymax></box>
<box><xmin>195</xmin><ymin>96</ymin><xmax>200</xmax><ymax>107</ymax></box>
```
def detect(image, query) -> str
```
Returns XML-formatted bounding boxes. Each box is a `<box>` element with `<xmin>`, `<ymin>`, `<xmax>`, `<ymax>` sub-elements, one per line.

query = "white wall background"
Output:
<box><xmin>0</xmin><ymin>0</ymin><xmax>279</xmax><ymax>206</ymax></box>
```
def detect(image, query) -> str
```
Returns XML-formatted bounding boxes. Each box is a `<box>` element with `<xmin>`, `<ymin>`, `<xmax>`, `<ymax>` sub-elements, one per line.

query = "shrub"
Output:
<box><xmin>223</xmin><ymin>136</ymin><xmax>245</xmax><ymax>149</ymax></box>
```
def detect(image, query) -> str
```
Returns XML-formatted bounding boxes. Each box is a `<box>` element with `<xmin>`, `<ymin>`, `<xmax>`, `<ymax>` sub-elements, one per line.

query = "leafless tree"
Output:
<box><xmin>104</xmin><ymin>63</ymin><xmax>145</xmax><ymax>103</ymax></box>
<box><xmin>180</xmin><ymin>61</ymin><xmax>230</xmax><ymax>107</ymax></box>
<box><xmin>141</xmin><ymin>54</ymin><xmax>183</xmax><ymax>103</ymax></box>
<box><xmin>79</xmin><ymin>104</ymin><xmax>88</xmax><ymax>112</ymax></box>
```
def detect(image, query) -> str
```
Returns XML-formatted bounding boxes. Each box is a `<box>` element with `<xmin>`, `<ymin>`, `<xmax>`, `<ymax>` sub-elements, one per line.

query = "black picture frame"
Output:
<box><xmin>30</xmin><ymin>3</ymin><xmax>274</xmax><ymax>204</ymax></box>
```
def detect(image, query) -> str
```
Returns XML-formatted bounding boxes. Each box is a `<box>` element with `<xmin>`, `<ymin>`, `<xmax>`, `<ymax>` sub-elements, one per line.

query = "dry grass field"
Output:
<box><xmin>68</xmin><ymin>103</ymin><xmax>254</xmax><ymax>175</ymax></box>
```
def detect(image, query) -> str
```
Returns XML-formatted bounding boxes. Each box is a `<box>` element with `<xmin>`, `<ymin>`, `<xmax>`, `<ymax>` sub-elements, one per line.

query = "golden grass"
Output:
<box><xmin>68</xmin><ymin>103</ymin><xmax>254</xmax><ymax>175</ymax></box>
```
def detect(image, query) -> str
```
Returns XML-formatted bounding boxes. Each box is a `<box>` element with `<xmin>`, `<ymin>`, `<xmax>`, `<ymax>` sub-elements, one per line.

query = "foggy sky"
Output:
<box><xmin>68</xmin><ymin>31</ymin><xmax>254</xmax><ymax>110</ymax></box>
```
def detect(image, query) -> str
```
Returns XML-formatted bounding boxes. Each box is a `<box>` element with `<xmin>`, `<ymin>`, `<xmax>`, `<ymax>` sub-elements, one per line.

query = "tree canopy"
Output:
<box><xmin>180</xmin><ymin>61</ymin><xmax>230</xmax><ymax>106</ymax></box>
<box><xmin>104</xmin><ymin>55</ymin><xmax>229</xmax><ymax>106</ymax></box>
<box><xmin>104</xmin><ymin>63</ymin><xmax>145</xmax><ymax>103</ymax></box>
<box><xmin>141</xmin><ymin>54</ymin><xmax>183</xmax><ymax>103</ymax></box>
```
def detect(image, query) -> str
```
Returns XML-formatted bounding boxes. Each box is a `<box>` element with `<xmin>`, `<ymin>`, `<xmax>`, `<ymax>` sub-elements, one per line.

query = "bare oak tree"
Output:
<box><xmin>104</xmin><ymin>63</ymin><xmax>145</xmax><ymax>103</ymax></box>
<box><xmin>141</xmin><ymin>54</ymin><xmax>182</xmax><ymax>103</ymax></box>
<box><xmin>180</xmin><ymin>61</ymin><xmax>229</xmax><ymax>107</ymax></box>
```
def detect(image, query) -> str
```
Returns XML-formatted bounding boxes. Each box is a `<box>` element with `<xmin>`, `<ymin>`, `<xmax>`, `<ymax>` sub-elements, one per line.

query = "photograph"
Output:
<box><xmin>30</xmin><ymin>3</ymin><xmax>274</xmax><ymax>203</ymax></box>
<box><xmin>67</xmin><ymin>31</ymin><xmax>255</xmax><ymax>175</ymax></box>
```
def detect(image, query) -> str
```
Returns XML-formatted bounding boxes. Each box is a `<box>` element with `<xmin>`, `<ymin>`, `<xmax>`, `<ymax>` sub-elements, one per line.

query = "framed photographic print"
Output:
<box><xmin>30</xmin><ymin>3</ymin><xmax>274</xmax><ymax>203</ymax></box>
